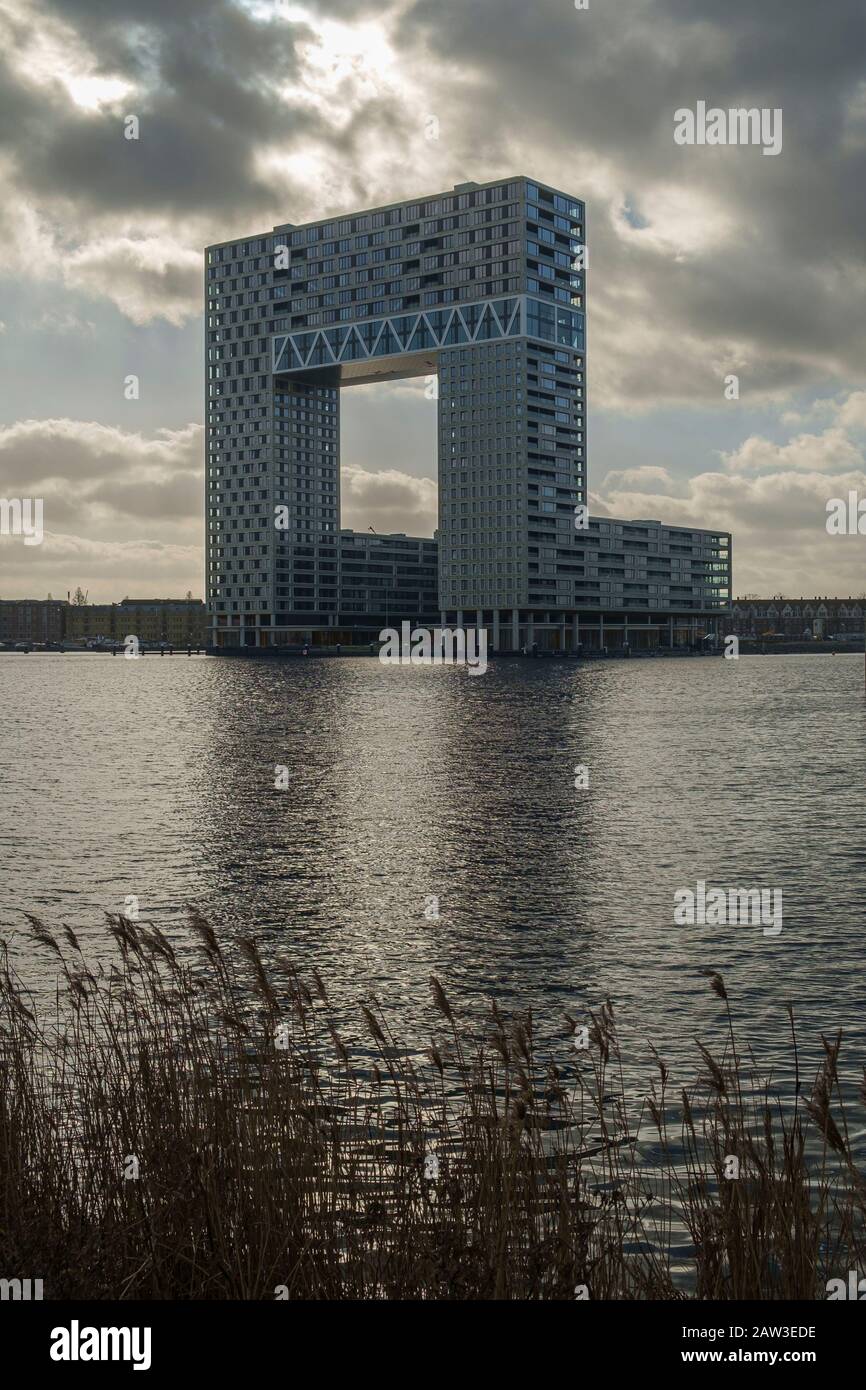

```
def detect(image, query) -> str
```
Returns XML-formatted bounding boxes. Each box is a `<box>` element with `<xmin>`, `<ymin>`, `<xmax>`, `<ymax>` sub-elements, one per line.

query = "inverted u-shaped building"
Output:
<box><xmin>205</xmin><ymin>177</ymin><xmax>731</xmax><ymax>651</ymax></box>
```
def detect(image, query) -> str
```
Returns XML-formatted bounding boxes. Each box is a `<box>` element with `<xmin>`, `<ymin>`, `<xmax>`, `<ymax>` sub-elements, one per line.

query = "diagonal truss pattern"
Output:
<box><xmin>272</xmin><ymin>296</ymin><xmax>532</xmax><ymax>374</ymax></box>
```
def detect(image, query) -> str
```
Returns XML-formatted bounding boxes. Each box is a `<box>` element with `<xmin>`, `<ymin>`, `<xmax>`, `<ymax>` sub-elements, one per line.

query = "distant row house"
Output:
<box><xmin>731</xmin><ymin>598</ymin><xmax>865</xmax><ymax>639</ymax></box>
<box><xmin>0</xmin><ymin>598</ymin><xmax>207</xmax><ymax>646</ymax></box>
<box><xmin>0</xmin><ymin>598</ymin><xmax>67</xmax><ymax>644</ymax></box>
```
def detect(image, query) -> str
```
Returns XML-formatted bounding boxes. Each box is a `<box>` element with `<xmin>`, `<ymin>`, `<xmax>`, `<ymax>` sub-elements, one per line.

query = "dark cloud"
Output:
<box><xmin>1</xmin><ymin>0</ymin><xmax>864</xmax><ymax>596</ymax></box>
<box><xmin>392</xmin><ymin>0</ymin><xmax>866</xmax><ymax>394</ymax></box>
<box><xmin>2</xmin><ymin>2</ymin><xmax>317</xmax><ymax>221</ymax></box>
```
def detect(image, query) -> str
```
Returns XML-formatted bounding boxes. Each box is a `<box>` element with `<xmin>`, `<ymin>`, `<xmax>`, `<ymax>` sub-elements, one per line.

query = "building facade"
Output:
<box><xmin>0</xmin><ymin>599</ymin><xmax>66</xmax><ymax>644</ymax></box>
<box><xmin>205</xmin><ymin>177</ymin><xmax>731</xmax><ymax>650</ymax></box>
<box><xmin>114</xmin><ymin>599</ymin><xmax>207</xmax><ymax>646</ymax></box>
<box><xmin>731</xmin><ymin>598</ymin><xmax>865</xmax><ymax>640</ymax></box>
<box><xmin>0</xmin><ymin>599</ymin><xmax>206</xmax><ymax>646</ymax></box>
<box><xmin>64</xmin><ymin>600</ymin><xmax>207</xmax><ymax>645</ymax></box>
<box><xmin>338</xmin><ymin>531</ymin><xmax>438</xmax><ymax>634</ymax></box>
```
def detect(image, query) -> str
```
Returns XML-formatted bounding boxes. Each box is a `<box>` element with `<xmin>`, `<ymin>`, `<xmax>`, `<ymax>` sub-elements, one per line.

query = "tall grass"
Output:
<box><xmin>0</xmin><ymin>912</ymin><xmax>863</xmax><ymax>1299</ymax></box>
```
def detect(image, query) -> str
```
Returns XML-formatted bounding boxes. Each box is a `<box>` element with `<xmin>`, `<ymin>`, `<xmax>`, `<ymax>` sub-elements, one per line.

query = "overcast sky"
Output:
<box><xmin>0</xmin><ymin>0</ymin><xmax>864</xmax><ymax>600</ymax></box>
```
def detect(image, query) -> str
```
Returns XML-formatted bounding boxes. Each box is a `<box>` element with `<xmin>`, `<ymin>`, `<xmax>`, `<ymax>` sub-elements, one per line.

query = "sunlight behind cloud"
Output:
<box><xmin>276</xmin><ymin>8</ymin><xmax>410</xmax><ymax>116</ymax></box>
<box><xmin>302</xmin><ymin>17</ymin><xmax>401</xmax><ymax>89</ymax></box>
<box><xmin>613</xmin><ymin>183</ymin><xmax>735</xmax><ymax>258</ymax></box>
<box><xmin>63</xmin><ymin>74</ymin><xmax>132</xmax><ymax>111</ymax></box>
<box><xmin>0</xmin><ymin>0</ymin><xmax>133</xmax><ymax>109</ymax></box>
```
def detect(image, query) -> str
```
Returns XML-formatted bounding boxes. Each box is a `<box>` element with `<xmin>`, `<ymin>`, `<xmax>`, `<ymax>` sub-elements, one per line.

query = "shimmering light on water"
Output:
<box><xmin>1</xmin><ymin>652</ymin><xmax>864</xmax><ymax>1128</ymax></box>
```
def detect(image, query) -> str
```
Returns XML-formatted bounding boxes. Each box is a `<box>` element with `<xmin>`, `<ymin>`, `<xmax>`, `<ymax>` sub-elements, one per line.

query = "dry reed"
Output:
<box><xmin>0</xmin><ymin>912</ymin><xmax>863</xmax><ymax>1300</ymax></box>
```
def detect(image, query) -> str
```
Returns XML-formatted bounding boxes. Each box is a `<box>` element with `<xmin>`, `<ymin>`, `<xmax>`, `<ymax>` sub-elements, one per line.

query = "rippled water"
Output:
<box><xmin>1</xmin><ymin>651</ymin><xmax>864</xmax><ymax>1134</ymax></box>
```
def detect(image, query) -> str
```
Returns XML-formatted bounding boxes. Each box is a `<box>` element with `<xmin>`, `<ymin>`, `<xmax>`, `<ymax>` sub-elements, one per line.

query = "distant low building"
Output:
<box><xmin>0</xmin><ymin>598</ymin><xmax>67</xmax><ymax>643</ymax></box>
<box><xmin>116</xmin><ymin>599</ymin><xmax>207</xmax><ymax>646</ymax></box>
<box><xmin>731</xmin><ymin>598</ymin><xmax>865</xmax><ymax>639</ymax></box>
<box><xmin>63</xmin><ymin>603</ymin><xmax>114</xmax><ymax>642</ymax></box>
<box><xmin>1</xmin><ymin>598</ymin><xmax>207</xmax><ymax>646</ymax></box>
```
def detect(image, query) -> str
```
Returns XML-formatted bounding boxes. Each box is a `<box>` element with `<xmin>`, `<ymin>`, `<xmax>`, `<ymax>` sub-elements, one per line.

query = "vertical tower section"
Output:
<box><xmin>436</xmin><ymin>180</ymin><xmax>587</xmax><ymax>623</ymax></box>
<box><xmin>521</xmin><ymin>181</ymin><xmax>588</xmax><ymax>617</ymax></box>
<box><xmin>205</xmin><ymin>230</ymin><xmax>276</xmax><ymax>648</ymax></box>
<box><xmin>525</xmin><ymin>334</ymin><xmax>588</xmax><ymax>611</ymax></box>
<box><xmin>437</xmin><ymin>338</ymin><xmax>529</xmax><ymax>613</ymax></box>
<box><xmin>272</xmin><ymin>380</ymin><xmax>341</xmax><ymax>626</ymax></box>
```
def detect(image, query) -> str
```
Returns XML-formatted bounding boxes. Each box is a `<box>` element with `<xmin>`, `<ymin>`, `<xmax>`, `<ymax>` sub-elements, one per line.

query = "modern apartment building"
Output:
<box><xmin>205</xmin><ymin>177</ymin><xmax>731</xmax><ymax>650</ymax></box>
<box><xmin>338</xmin><ymin>531</ymin><xmax>438</xmax><ymax>631</ymax></box>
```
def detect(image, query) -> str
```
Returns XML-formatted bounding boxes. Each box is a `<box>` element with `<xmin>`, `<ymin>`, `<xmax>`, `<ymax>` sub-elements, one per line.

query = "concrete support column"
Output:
<box><xmin>527</xmin><ymin>613</ymin><xmax>535</xmax><ymax>648</ymax></box>
<box><xmin>669</xmin><ymin>615</ymin><xmax>674</xmax><ymax>649</ymax></box>
<box><xmin>572</xmin><ymin>613</ymin><xmax>580</xmax><ymax>652</ymax></box>
<box><xmin>476</xmin><ymin>608</ymin><xmax>483</xmax><ymax>641</ymax></box>
<box><xmin>600</xmin><ymin>613</ymin><xmax>605</xmax><ymax>651</ymax></box>
<box><xmin>456</xmin><ymin>609</ymin><xmax>464</xmax><ymax>630</ymax></box>
<box><xmin>512</xmin><ymin>610</ymin><xmax>520</xmax><ymax>652</ymax></box>
<box><xmin>493</xmin><ymin>610</ymin><xmax>500</xmax><ymax>649</ymax></box>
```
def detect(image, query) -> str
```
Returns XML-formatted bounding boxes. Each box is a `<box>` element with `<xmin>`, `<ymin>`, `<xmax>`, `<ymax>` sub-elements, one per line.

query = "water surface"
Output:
<box><xmin>1</xmin><ymin>651</ymin><xmax>864</xmax><ymax>1126</ymax></box>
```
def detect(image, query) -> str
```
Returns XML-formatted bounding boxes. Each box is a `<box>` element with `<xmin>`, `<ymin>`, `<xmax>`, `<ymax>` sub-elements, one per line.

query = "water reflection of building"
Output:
<box><xmin>197</xmin><ymin>656</ymin><xmax>602</xmax><ymax>1045</ymax></box>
